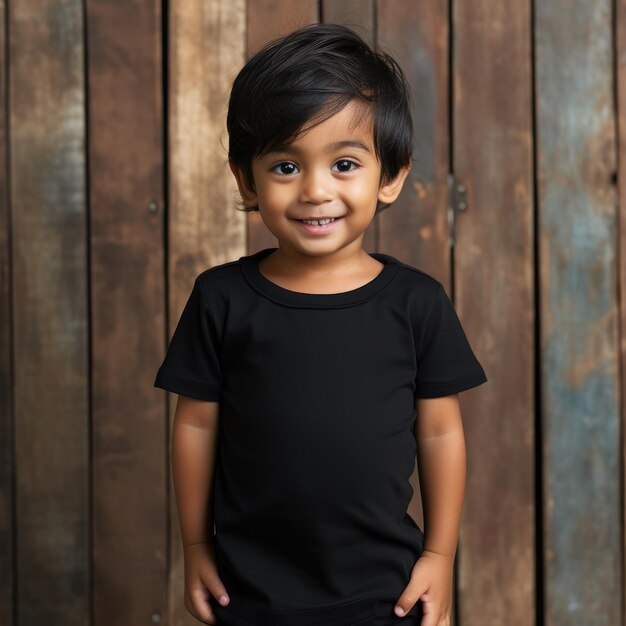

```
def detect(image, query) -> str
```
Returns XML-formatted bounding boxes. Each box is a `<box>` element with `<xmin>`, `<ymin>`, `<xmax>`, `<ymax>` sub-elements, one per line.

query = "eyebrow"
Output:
<box><xmin>265</xmin><ymin>140</ymin><xmax>372</xmax><ymax>156</ymax></box>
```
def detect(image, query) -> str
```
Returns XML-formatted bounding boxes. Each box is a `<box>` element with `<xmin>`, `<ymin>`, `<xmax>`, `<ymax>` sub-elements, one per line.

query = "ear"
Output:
<box><xmin>229</xmin><ymin>159</ymin><xmax>258</xmax><ymax>207</ymax></box>
<box><xmin>377</xmin><ymin>162</ymin><xmax>412</xmax><ymax>205</ymax></box>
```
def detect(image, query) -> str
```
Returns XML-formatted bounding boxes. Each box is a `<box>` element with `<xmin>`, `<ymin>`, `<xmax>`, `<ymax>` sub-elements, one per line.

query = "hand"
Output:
<box><xmin>182</xmin><ymin>541</ymin><xmax>230</xmax><ymax>625</ymax></box>
<box><xmin>394</xmin><ymin>549</ymin><xmax>454</xmax><ymax>625</ymax></box>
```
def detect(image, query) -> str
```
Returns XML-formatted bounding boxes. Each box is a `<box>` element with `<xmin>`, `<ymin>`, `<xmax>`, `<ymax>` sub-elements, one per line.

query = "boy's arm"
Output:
<box><xmin>391</xmin><ymin>395</ymin><xmax>464</xmax><ymax>618</ymax></box>
<box><xmin>414</xmin><ymin>394</ymin><xmax>466</xmax><ymax>559</ymax></box>
<box><xmin>172</xmin><ymin>395</ymin><xmax>220</xmax><ymax>546</ymax></box>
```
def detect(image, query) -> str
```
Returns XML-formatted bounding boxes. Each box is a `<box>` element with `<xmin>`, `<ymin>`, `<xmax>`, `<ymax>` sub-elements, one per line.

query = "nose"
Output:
<box><xmin>298</xmin><ymin>167</ymin><xmax>334</xmax><ymax>204</ymax></box>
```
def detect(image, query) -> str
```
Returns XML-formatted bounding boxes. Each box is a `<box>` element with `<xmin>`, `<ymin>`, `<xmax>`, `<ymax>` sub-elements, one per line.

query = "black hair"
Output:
<box><xmin>226</xmin><ymin>23</ymin><xmax>414</xmax><ymax>213</ymax></box>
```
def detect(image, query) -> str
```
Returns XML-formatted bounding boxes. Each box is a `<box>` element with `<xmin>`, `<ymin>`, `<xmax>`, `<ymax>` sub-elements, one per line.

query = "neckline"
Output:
<box><xmin>240</xmin><ymin>247</ymin><xmax>401</xmax><ymax>308</ymax></box>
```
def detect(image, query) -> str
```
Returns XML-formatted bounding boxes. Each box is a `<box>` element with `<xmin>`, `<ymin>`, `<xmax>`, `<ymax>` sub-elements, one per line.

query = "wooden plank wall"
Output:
<box><xmin>0</xmin><ymin>1</ymin><xmax>624</xmax><ymax>625</ymax></box>
<box><xmin>9</xmin><ymin>2</ymin><xmax>89</xmax><ymax>625</ymax></box>
<box><xmin>0</xmin><ymin>0</ymin><xmax>11</xmax><ymax>623</ymax></box>
<box><xmin>86</xmin><ymin>1</ymin><xmax>167</xmax><ymax>624</ymax></box>
<box><xmin>536</xmin><ymin>2</ymin><xmax>621</xmax><ymax>625</ymax></box>
<box><xmin>452</xmin><ymin>3</ymin><xmax>534</xmax><ymax>626</ymax></box>
<box><xmin>168</xmin><ymin>2</ymin><xmax>246</xmax><ymax>624</ymax></box>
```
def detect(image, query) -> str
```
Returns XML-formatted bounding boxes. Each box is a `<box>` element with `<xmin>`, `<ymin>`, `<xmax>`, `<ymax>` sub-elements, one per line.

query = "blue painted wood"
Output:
<box><xmin>536</xmin><ymin>1</ymin><xmax>621</xmax><ymax>624</ymax></box>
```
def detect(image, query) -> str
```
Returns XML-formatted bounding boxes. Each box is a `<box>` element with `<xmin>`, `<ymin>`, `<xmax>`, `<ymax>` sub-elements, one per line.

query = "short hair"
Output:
<box><xmin>226</xmin><ymin>23</ymin><xmax>414</xmax><ymax>213</ymax></box>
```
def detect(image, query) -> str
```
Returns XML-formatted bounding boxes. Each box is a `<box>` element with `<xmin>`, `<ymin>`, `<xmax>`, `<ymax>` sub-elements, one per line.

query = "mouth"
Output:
<box><xmin>295</xmin><ymin>216</ymin><xmax>343</xmax><ymax>225</ymax></box>
<box><xmin>294</xmin><ymin>216</ymin><xmax>344</xmax><ymax>235</ymax></box>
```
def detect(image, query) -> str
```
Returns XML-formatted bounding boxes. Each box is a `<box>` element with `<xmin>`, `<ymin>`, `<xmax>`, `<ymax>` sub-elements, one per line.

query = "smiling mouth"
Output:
<box><xmin>297</xmin><ymin>217</ymin><xmax>343</xmax><ymax>225</ymax></box>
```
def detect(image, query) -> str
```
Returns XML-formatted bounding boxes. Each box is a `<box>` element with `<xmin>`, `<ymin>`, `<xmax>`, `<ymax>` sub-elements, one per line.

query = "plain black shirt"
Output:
<box><xmin>154</xmin><ymin>247</ymin><xmax>488</xmax><ymax>625</ymax></box>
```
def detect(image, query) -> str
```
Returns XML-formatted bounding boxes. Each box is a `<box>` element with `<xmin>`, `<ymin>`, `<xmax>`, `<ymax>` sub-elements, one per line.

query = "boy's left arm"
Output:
<box><xmin>394</xmin><ymin>394</ymin><xmax>466</xmax><ymax>624</ymax></box>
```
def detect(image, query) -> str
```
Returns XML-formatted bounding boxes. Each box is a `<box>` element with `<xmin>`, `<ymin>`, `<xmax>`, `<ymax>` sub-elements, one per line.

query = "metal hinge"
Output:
<box><xmin>447</xmin><ymin>174</ymin><xmax>468</xmax><ymax>247</ymax></box>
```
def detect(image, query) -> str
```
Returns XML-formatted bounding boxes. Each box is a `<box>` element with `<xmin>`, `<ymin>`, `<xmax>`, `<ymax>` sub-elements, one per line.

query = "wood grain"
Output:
<box><xmin>377</xmin><ymin>0</ymin><xmax>449</xmax><ymax>275</ymax></box>
<box><xmin>536</xmin><ymin>1</ymin><xmax>621</xmax><ymax>624</ymax></box>
<box><xmin>3</xmin><ymin>1</ymin><xmax>625</xmax><ymax>624</ymax></box>
<box><xmin>86</xmin><ymin>0</ymin><xmax>167</xmax><ymax>623</ymax></box>
<box><xmin>168</xmin><ymin>0</ymin><xmax>246</xmax><ymax>623</ymax></box>
<box><xmin>0</xmin><ymin>0</ymin><xmax>12</xmax><ymax>623</ymax></box>
<box><xmin>10</xmin><ymin>0</ymin><xmax>89</xmax><ymax>623</ymax></box>
<box><xmin>453</xmin><ymin>2</ymin><xmax>534</xmax><ymax>625</ymax></box>
<box><xmin>619</xmin><ymin>0</ymin><xmax>626</xmax><ymax>619</ymax></box>
<box><xmin>376</xmin><ymin>0</ymin><xmax>452</xmax><ymax>613</ymax></box>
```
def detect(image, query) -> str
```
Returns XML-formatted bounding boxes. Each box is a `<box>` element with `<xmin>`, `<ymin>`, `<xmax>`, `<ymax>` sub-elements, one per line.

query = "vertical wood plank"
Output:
<box><xmin>376</xmin><ymin>0</ymin><xmax>450</xmax><ymax>589</ymax></box>
<box><xmin>0</xmin><ymin>0</ymin><xmax>12</xmax><ymax>623</ymax></box>
<box><xmin>247</xmin><ymin>0</ymin><xmax>319</xmax><ymax>61</ymax></box>
<box><xmin>320</xmin><ymin>0</ymin><xmax>377</xmax><ymax>254</ymax></box>
<box><xmin>617</xmin><ymin>1</ymin><xmax>626</xmax><ymax>622</ymax></box>
<box><xmin>320</xmin><ymin>0</ymin><xmax>374</xmax><ymax>43</ymax></box>
<box><xmin>377</xmin><ymin>0</ymin><xmax>449</xmax><ymax>277</ymax></box>
<box><xmin>168</xmin><ymin>1</ymin><xmax>246</xmax><ymax>623</ymax></box>
<box><xmin>536</xmin><ymin>1</ymin><xmax>621</xmax><ymax>624</ymax></box>
<box><xmin>9</xmin><ymin>0</ymin><xmax>89</xmax><ymax>623</ymax></box>
<box><xmin>246</xmin><ymin>0</ymin><xmax>318</xmax><ymax>255</ymax></box>
<box><xmin>86</xmin><ymin>0</ymin><xmax>168</xmax><ymax>623</ymax></box>
<box><xmin>453</xmin><ymin>2</ymin><xmax>534</xmax><ymax>625</ymax></box>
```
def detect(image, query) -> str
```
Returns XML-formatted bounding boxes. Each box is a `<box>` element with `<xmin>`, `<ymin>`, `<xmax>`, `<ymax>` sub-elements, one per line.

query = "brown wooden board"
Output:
<box><xmin>86</xmin><ymin>0</ymin><xmax>167</xmax><ymax>623</ymax></box>
<box><xmin>377</xmin><ymin>1</ymin><xmax>450</xmax><ymax>276</ymax></box>
<box><xmin>0</xmin><ymin>0</ymin><xmax>12</xmax><ymax>623</ymax></box>
<box><xmin>376</xmin><ymin>0</ymin><xmax>452</xmax><ymax>612</ymax></box>
<box><xmin>453</xmin><ymin>2</ymin><xmax>534</xmax><ymax>625</ymax></box>
<box><xmin>535</xmin><ymin>1</ymin><xmax>621</xmax><ymax>624</ymax></box>
<box><xmin>168</xmin><ymin>1</ymin><xmax>246</xmax><ymax>623</ymax></box>
<box><xmin>5</xmin><ymin>1</ymin><xmax>626</xmax><ymax>624</ymax></box>
<box><xmin>9</xmin><ymin>0</ymin><xmax>89</xmax><ymax>623</ymax></box>
<box><xmin>321</xmin><ymin>0</ymin><xmax>374</xmax><ymax>45</ymax></box>
<box><xmin>320</xmin><ymin>0</ymin><xmax>376</xmax><ymax>253</ymax></box>
<box><xmin>246</xmin><ymin>0</ymin><xmax>318</xmax><ymax>255</ymax></box>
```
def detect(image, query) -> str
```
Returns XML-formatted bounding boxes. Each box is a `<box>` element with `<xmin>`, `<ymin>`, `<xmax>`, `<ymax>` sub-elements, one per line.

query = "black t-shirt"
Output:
<box><xmin>154</xmin><ymin>247</ymin><xmax>488</xmax><ymax>626</ymax></box>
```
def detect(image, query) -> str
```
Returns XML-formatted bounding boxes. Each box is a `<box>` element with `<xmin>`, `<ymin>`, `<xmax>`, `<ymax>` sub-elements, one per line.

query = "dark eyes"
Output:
<box><xmin>270</xmin><ymin>159</ymin><xmax>360</xmax><ymax>175</ymax></box>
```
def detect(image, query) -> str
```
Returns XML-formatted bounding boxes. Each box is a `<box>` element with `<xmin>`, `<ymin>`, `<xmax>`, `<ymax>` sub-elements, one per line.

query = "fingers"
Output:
<box><xmin>186</xmin><ymin>586</ymin><xmax>216</xmax><ymax>624</ymax></box>
<box><xmin>418</xmin><ymin>593</ymin><xmax>437</xmax><ymax>626</ymax></box>
<box><xmin>186</xmin><ymin>573</ymin><xmax>231</xmax><ymax>625</ymax></box>
<box><xmin>394</xmin><ymin>591</ymin><xmax>424</xmax><ymax>618</ymax></box>
<box><xmin>403</xmin><ymin>592</ymin><xmax>451</xmax><ymax>626</ymax></box>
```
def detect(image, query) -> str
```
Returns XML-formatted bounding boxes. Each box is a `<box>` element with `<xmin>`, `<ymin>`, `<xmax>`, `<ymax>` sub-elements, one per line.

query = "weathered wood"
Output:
<box><xmin>321</xmin><ymin>0</ymin><xmax>377</xmax><ymax>253</ymax></box>
<box><xmin>246</xmin><ymin>0</ymin><xmax>318</xmax><ymax>255</ymax></box>
<box><xmin>86</xmin><ymin>0</ymin><xmax>168</xmax><ymax>623</ymax></box>
<box><xmin>321</xmin><ymin>0</ymin><xmax>374</xmax><ymax>43</ymax></box>
<box><xmin>247</xmin><ymin>0</ymin><xmax>319</xmax><ymax>57</ymax></box>
<box><xmin>4</xmin><ymin>2</ymin><xmax>626</xmax><ymax>624</ymax></box>
<box><xmin>169</xmin><ymin>0</ymin><xmax>246</xmax><ymax>623</ymax></box>
<box><xmin>377</xmin><ymin>1</ymin><xmax>449</xmax><ymax>275</ymax></box>
<box><xmin>453</xmin><ymin>2</ymin><xmax>534</xmax><ymax>625</ymax></box>
<box><xmin>376</xmin><ymin>0</ymin><xmax>451</xmax><ymax>612</ymax></box>
<box><xmin>618</xmin><ymin>0</ymin><xmax>626</xmax><ymax>620</ymax></box>
<box><xmin>10</xmin><ymin>0</ymin><xmax>88</xmax><ymax>623</ymax></box>
<box><xmin>536</xmin><ymin>1</ymin><xmax>621</xmax><ymax>624</ymax></box>
<box><xmin>0</xmin><ymin>0</ymin><xmax>12</xmax><ymax>623</ymax></box>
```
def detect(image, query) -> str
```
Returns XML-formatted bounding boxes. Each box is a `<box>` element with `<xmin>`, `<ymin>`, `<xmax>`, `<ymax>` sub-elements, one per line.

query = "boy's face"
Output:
<box><xmin>229</xmin><ymin>100</ymin><xmax>410</xmax><ymax>257</ymax></box>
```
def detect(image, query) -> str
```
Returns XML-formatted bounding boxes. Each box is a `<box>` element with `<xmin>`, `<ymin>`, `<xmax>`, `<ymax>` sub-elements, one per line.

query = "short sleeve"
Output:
<box><xmin>414</xmin><ymin>283</ymin><xmax>488</xmax><ymax>398</ymax></box>
<box><xmin>154</xmin><ymin>275</ymin><xmax>222</xmax><ymax>402</ymax></box>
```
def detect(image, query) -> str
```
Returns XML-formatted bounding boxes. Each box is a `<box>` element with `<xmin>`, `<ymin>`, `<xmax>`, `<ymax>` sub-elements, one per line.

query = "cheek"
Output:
<box><xmin>257</xmin><ymin>180</ymin><xmax>294</xmax><ymax>209</ymax></box>
<box><xmin>342</xmin><ymin>177</ymin><xmax>380</xmax><ymax>208</ymax></box>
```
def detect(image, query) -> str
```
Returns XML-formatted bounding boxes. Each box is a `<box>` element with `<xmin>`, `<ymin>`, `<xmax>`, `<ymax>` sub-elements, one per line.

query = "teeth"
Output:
<box><xmin>301</xmin><ymin>218</ymin><xmax>336</xmax><ymax>225</ymax></box>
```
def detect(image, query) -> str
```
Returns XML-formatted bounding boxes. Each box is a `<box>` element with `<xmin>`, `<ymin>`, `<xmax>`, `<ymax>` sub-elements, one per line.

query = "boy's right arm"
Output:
<box><xmin>172</xmin><ymin>394</ymin><xmax>220</xmax><ymax>546</ymax></box>
<box><xmin>172</xmin><ymin>394</ymin><xmax>230</xmax><ymax>624</ymax></box>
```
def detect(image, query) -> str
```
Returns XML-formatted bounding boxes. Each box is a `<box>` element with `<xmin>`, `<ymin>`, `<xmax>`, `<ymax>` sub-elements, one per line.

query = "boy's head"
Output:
<box><xmin>226</xmin><ymin>23</ymin><xmax>413</xmax><ymax>239</ymax></box>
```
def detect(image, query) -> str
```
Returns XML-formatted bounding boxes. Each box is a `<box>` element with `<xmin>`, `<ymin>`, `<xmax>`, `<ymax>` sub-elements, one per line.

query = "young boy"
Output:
<box><xmin>154</xmin><ymin>23</ymin><xmax>487</xmax><ymax>626</ymax></box>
